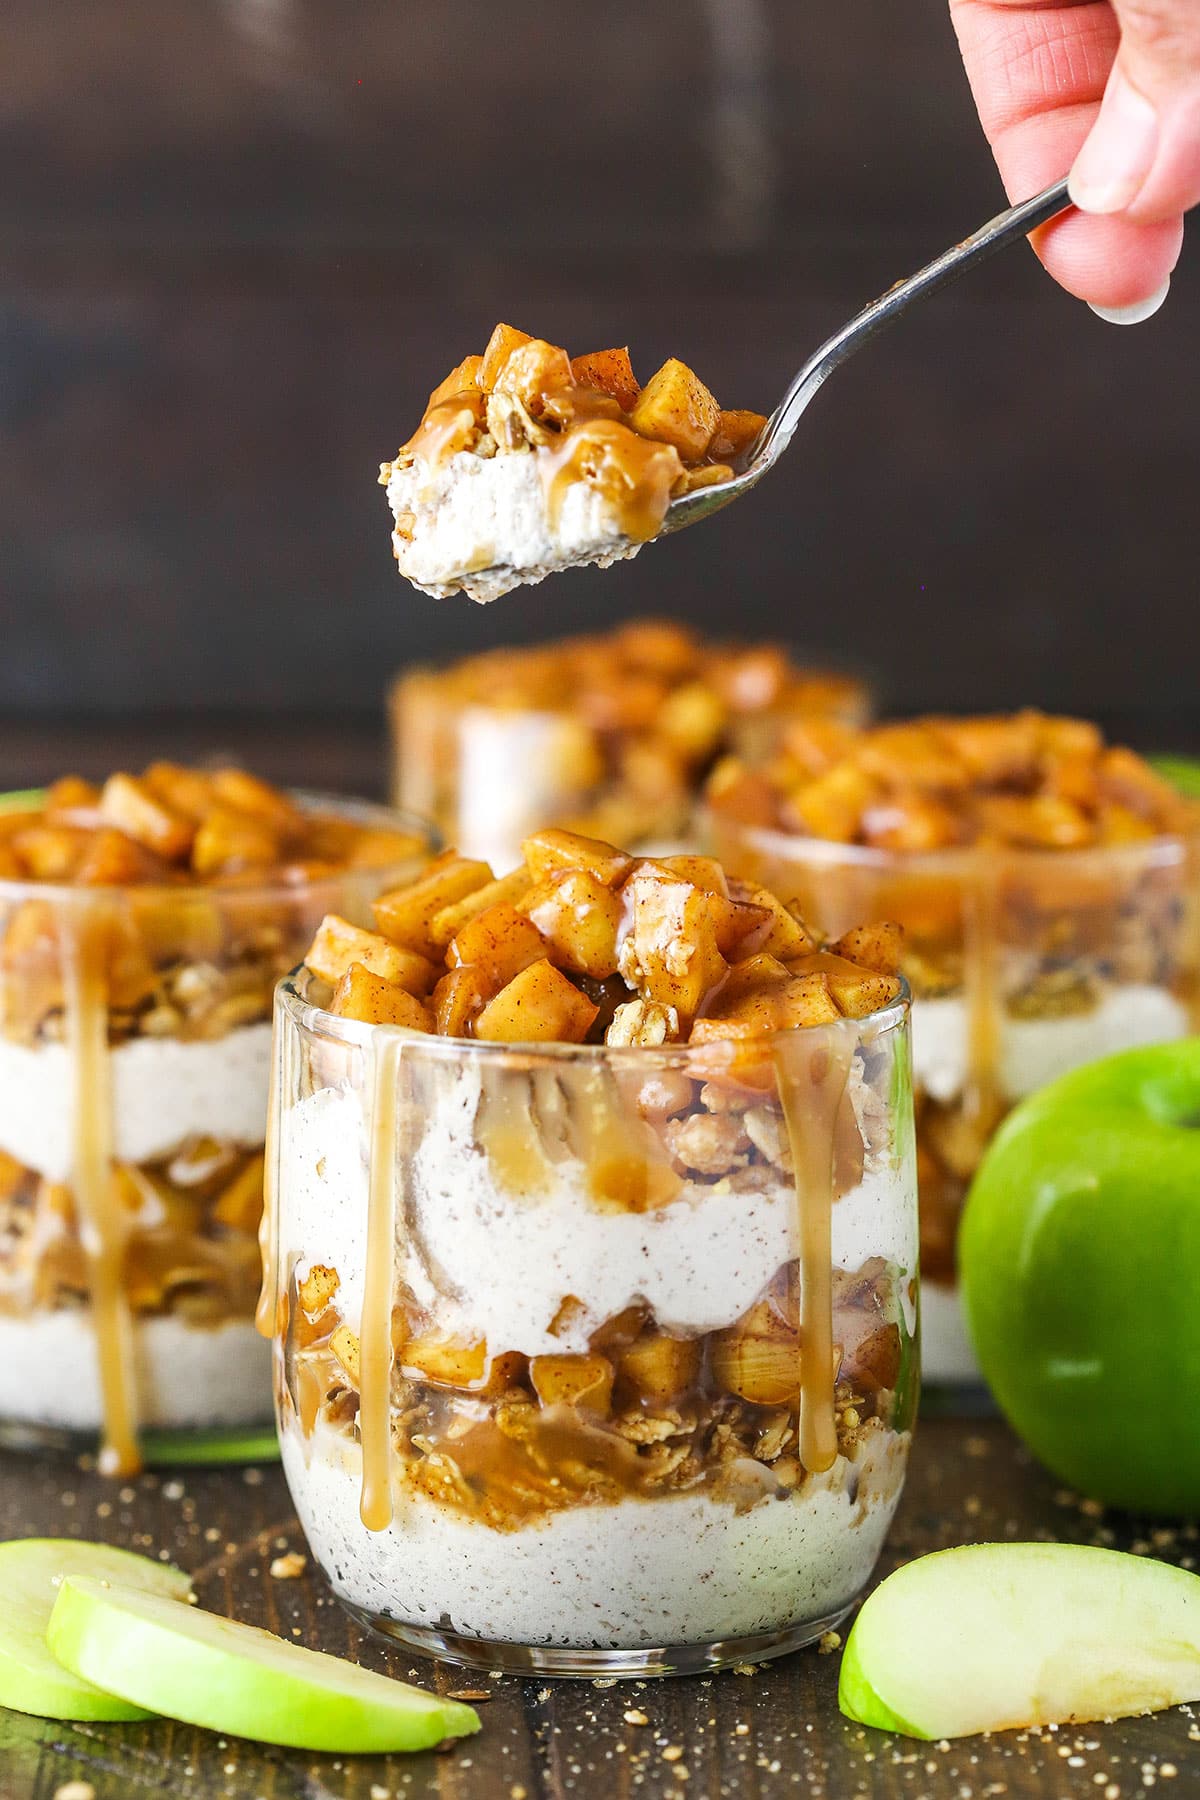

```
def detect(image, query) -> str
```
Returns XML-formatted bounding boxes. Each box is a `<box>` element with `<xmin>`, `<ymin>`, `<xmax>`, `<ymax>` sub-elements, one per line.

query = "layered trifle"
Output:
<box><xmin>380</xmin><ymin>323</ymin><xmax>766</xmax><ymax>600</ymax></box>
<box><xmin>393</xmin><ymin>620</ymin><xmax>868</xmax><ymax>867</ymax></box>
<box><xmin>266</xmin><ymin>829</ymin><xmax>918</xmax><ymax>1674</ymax></box>
<box><xmin>705</xmin><ymin>711</ymin><xmax>1199</xmax><ymax>1381</ymax></box>
<box><xmin>0</xmin><ymin>766</ymin><xmax>432</xmax><ymax>1473</ymax></box>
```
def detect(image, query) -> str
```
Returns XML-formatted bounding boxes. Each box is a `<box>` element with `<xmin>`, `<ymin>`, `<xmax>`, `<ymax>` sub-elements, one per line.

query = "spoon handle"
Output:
<box><xmin>764</xmin><ymin>176</ymin><xmax>1072</xmax><ymax>462</ymax></box>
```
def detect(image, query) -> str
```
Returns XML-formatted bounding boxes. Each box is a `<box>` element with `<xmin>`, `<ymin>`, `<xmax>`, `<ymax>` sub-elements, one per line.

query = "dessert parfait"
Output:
<box><xmin>380</xmin><ymin>323</ymin><xmax>766</xmax><ymax>601</ymax></box>
<box><xmin>265</xmin><ymin>829</ymin><xmax>918</xmax><ymax>1674</ymax></box>
<box><xmin>393</xmin><ymin>620</ymin><xmax>869</xmax><ymax>867</ymax></box>
<box><xmin>705</xmin><ymin>712</ymin><xmax>1199</xmax><ymax>1380</ymax></box>
<box><xmin>0</xmin><ymin>766</ymin><xmax>432</xmax><ymax>1473</ymax></box>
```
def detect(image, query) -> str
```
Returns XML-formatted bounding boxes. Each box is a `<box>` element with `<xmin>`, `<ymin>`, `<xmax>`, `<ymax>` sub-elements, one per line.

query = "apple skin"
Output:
<box><xmin>960</xmin><ymin>1039</ymin><xmax>1200</xmax><ymax>1516</ymax></box>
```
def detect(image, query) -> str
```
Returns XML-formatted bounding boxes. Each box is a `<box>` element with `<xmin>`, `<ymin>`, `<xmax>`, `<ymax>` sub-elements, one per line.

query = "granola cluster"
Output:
<box><xmin>305</xmin><ymin>827</ymin><xmax>904</xmax><ymax>1054</ymax></box>
<box><xmin>286</xmin><ymin>1259</ymin><xmax>912</xmax><ymax>1529</ymax></box>
<box><xmin>393</xmin><ymin>620</ymin><xmax>865</xmax><ymax>849</ymax></box>
<box><xmin>0</xmin><ymin>1139</ymin><xmax>263</xmax><ymax>1322</ymax></box>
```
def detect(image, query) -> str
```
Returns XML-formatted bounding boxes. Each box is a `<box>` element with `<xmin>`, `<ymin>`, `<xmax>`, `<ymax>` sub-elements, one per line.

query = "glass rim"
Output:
<box><xmin>277</xmin><ymin>961</ymin><xmax>911</xmax><ymax>1066</ymax></box>
<box><xmin>699</xmin><ymin>803</ymin><xmax>1199</xmax><ymax>875</ymax></box>
<box><xmin>0</xmin><ymin>788</ymin><xmax>439</xmax><ymax>905</ymax></box>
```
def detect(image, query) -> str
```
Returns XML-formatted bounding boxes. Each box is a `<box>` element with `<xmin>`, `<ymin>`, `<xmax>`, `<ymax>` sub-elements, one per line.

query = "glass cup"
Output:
<box><xmin>391</xmin><ymin>640</ymin><xmax>871</xmax><ymax>868</ymax></box>
<box><xmin>0</xmin><ymin>795</ymin><xmax>435</xmax><ymax>1473</ymax></box>
<box><xmin>706</xmin><ymin>810</ymin><xmax>1200</xmax><ymax>1383</ymax></box>
<box><xmin>267</xmin><ymin>966</ymin><xmax>917</xmax><ymax>1676</ymax></box>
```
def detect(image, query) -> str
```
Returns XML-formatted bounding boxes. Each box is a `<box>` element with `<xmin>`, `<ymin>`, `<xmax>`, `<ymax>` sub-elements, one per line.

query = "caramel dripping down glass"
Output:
<box><xmin>0</xmin><ymin>793</ymin><xmax>434</xmax><ymax>1476</ymax></box>
<box><xmin>263</xmin><ymin>967</ymin><xmax>917</xmax><ymax>1677</ymax></box>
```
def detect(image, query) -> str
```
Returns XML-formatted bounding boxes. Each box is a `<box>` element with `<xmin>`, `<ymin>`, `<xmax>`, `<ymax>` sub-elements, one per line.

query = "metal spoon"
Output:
<box><xmin>663</xmin><ymin>176</ymin><xmax>1072</xmax><ymax>535</ymax></box>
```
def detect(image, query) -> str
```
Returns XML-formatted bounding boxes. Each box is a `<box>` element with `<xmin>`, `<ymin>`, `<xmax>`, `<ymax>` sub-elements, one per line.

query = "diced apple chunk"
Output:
<box><xmin>829</xmin><ymin>921</ymin><xmax>903</xmax><ymax>976</ymax></box>
<box><xmin>431</xmin><ymin>966</ymin><xmax>489</xmax><ymax>1037</ymax></box>
<box><xmin>430</xmin><ymin>866</ymin><xmax>533</xmax><ymax>945</ymax></box>
<box><xmin>371</xmin><ymin>853</ymin><xmax>493</xmax><ymax>957</ymax></box>
<box><xmin>474</xmin><ymin>959</ymin><xmax>599</xmax><ymax>1044</ymax></box>
<box><xmin>570</xmin><ymin>347</ymin><xmax>639</xmax><ymax>411</ymax></box>
<box><xmin>427</xmin><ymin>354</ymin><xmax>484</xmax><ymax>409</ymax></box>
<box><xmin>629</xmin><ymin>358</ymin><xmax>721</xmax><ymax>461</ymax></box>
<box><xmin>522</xmin><ymin>828</ymin><xmax>632</xmax><ymax>888</ymax></box>
<box><xmin>191</xmin><ymin>807</ymin><xmax>280</xmax><ymax>876</ymax></box>
<box><xmin>524</xmin><ymin>871</ymin><xmax>622</xmax><ymax>979</ymax></box>
<box><xmin>329</xmin><ymin>964</ymin><xmax>433</xmax><ymax>1031</ymax></box>
<box><xmin>621</xmin><ymin>869</ymin><xmax>728</xmax><ymax>1024</ymax></box>
<box><xmin>616</xmin><ymin>1332</ymin><xmax>701</xmax><ymax>1402</ymax></box>
<box><xmin>479</xmin><ymin>322</ymin><xmax>534</xmax><ymax>390</ymax></box>
<box><xmin>99</xmin><ymin>774</ymin><xmax>194</xmax><ymax>862</ymax></box>
<box><xmin>447</xmin><ymin>904</ymin><xmax>547</xmax><ymax>988</ymax></box>
<box><xmin>708</xmin><ymin>408</ymin><xmax>768</xmax><ymax>460</ymax></box>
<box><xmin>306</xmin><ymin>914</ymin><xmax>438</xmax><ymax>989</ymax></box>
<box><xmin>530</xmin><ymin>1354</ymin><xmax>614</xmax><ymax>1414</ymax></box>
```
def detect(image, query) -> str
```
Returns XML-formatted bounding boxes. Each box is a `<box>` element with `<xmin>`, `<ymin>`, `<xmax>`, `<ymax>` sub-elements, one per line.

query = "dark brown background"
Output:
<box><xmin>2</xmin><ymin>0</ymin><xmax>1197</xmax><ymax>761</ymax></box>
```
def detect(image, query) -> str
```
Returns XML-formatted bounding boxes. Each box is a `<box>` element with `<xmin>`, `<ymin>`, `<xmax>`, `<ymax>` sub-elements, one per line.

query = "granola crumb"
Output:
<box><xmin>731</xmin><ymin>1661</ymin><xmax>759</xmax><ymax>1676</ymax></box>
<box><xmin>662</xmin><ymin>1745</ymin><xmax>684</xmax><ymax>1761</ymax></box>
<box><xmin>623</xmin><ymin>1708</ymin><xmax>649</xmax><ymax>1726</ymax></box>
<box><xmin>818</xmin><ymin>1630</ymin><xmax>842</xmax><ymax>1654</ymax></box>
<box><xmin>446</xmin><ymin>1688</ymin><xmax>492</xmax><ymax>1702</ymax></box>
<box><xmin>735</xmin><ymin>1722</ymin><xmax>750</xmax><ymax>1736</ymax></box>
<box><xmin>268</xmin><ymin>1551</ymin><xmax>307</xmax><ymax>1580</ymax></box>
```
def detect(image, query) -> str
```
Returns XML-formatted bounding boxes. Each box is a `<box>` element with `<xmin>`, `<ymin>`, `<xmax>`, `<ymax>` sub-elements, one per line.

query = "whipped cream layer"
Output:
<box><xmin>911</xmin><ymin>982</ymin><xmax>1188</xmax><ymax>1107</ymax></box>
<box><xmin>0</xmin><ymin>1023</ymin><xmax>273</xmax><ymax>1182</ymax></box>
<box><xmin>386</xmin><ymin>451</ymin><xmax>641</xmax><ymax>604</ymax></box>
<box><xmin>282</xmin><ymin>1060</ymin><xmax>917</xmax><ymax>1357</ymax></box>
<box><xmin>282</xmin><ymin>1421</ymin><xmax>907</xmax><ymax>1649</ymax></box>
<box><xmin>0</xmin><ymin>1311</ymin><xmax>270</xmax><ymax>1431</ymax></box>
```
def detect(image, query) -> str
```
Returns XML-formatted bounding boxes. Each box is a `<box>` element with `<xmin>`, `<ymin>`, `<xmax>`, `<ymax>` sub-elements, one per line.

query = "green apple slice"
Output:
<box><xmin>47</xmin><ymin>1576</ymin><xmax>480</xmax><ymax>1752</ymax></box>
<box><xmin>839</xmin><ymin>1543</ymin><xmax>1200</xmax><ymax>1739</ymax></box>
<box><xmin>0</xmin><ymin>1538</ymin><xmax>191</xmax><ymax>1720</ymax></box>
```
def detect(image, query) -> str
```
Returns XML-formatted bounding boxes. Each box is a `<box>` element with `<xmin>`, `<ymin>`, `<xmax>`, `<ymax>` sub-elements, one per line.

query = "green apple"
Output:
<box><xmin>839</xmin><ymin>1542</ymin><xmax>1200</xmax><ymax>1738</ymax></box>
<box><xmin>0</xmin><ymin>1538</ymin><xmax>191</xmax><ymax>1720</ymax></box>
<box><xmin>47</xmin><ymin>1576</ymin><xmax>480</xmax><ymax>1753</ymax></box>
<box><xmin>1150</xmin><ymin>754</ymin><xmax>1200</xmax><ymax>798</ymax></box>
<box><xmin>960</xmin><ymin>1039</ymin><xmax>1200</xmax><ymax>1514</ymax></box>
<box><xmin>140</xmin><ymin>1426</ymin><xmax>280</xmax><ymax>1466</ymax></box>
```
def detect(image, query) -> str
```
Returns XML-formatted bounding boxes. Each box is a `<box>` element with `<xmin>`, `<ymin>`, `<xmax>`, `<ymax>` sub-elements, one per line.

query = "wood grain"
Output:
<box><xmin>1</xmin><ymin>1417</ymin><xmax>1196</xmax><ymax>1798</ymax></box>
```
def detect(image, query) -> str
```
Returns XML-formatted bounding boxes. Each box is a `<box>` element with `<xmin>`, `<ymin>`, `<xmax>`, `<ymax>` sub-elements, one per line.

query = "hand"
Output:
<box><xmin>950</xmin><ymin>1</ymin><xmax>1200</xmax><ymax>316</ymax></box>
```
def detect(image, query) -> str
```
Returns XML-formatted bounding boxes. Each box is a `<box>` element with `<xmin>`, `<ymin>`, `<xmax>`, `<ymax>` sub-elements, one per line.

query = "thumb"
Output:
<box><xmin>1069</xmin><ymin>0</ymin><xmax>1200</xmax><ymax>220</ymax></box>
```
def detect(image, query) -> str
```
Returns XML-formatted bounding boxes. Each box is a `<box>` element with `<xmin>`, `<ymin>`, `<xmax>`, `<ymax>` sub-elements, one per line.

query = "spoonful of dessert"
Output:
<box><xmin>382</xmin><ymin>177</ymin><xmax>1070</xmax><ymax>605</ymax></box>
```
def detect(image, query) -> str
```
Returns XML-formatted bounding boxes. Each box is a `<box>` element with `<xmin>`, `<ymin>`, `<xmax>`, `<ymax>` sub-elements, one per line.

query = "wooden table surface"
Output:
<box><xmin>3</xmin><ymin>1415</ymin><xmax>1197</xmax><ymax>1800</ymax></box>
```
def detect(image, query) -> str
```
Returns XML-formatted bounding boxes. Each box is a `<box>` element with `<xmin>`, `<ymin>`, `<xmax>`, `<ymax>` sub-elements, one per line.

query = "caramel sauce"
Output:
<box><xmin>775</xmin><ymin>1024</ymin><xmax>854</xmax><ymax>1476</ymax></box>
<box><xmin>359</xmin><ymin>1035</ymin><xmax>402</xmax><ymax>1532</ymax></box>
<box><xmin>398</xmin><ymin>393</ymin><xmax>486</xmax><ymax>468</ymax></box>
<box><xmin>254</xmin><ymin>1005</ymin><xmax>287</xmax><ymax>1340</ymax></box>
<box><xmin>64</xmin><ymin>904</ymin><xmax>140</xmax><ymax>1477</ymax></box>
<box><xmin>541</xmin><ymin>420</ymin><xmax>682</xmax><ymax>545</ymax></box>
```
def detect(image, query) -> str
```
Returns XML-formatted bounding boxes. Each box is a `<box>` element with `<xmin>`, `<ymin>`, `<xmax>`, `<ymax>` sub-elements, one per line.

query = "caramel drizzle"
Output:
<box><xmin>540</xmin><ymin>420</ymin><xmax>683</xmax><ymax>546</ymax></box>
<box><xmin>775</xmin><ymin>1023</ymin><xmax>854</xmax><ymax>1475</ymax></box>
<box><xmin>64</xmin><ymin>902</ymin><xmax>140</xmax><ymax>1477</ymax></box>
<box><xmin>254</xmin><ymin>989</ymin><xmax>288</xmax><ymax>1341</ymax></box>
<box><xmin>359</xmin><ymin>1034</ymin><xmax>402</xmax><ymax>1532</ymax></box>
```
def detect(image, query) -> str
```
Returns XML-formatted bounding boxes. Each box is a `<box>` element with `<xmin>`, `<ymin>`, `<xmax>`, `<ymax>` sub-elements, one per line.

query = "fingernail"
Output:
<box><xmin>1069</xmin><ymin>67</ymin><xmax>1159</xmax><ymax>214</ymax></box>
<box><xmin>1089</xmin><ymin>279</ymin><xmax>1171</xmax><ymax>325</ymax></box>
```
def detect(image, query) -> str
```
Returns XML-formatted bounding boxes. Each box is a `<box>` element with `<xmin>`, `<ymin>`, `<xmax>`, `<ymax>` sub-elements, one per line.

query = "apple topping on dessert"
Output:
<box><xmin>304</xmin><ymin>829</ymin><xmax>903</xmax><ymax>1049</ymax></box>
<box><xmin>707</xmin><ymin>709</ymin><xmax>1191</xmax><ymax>850</ymax></box>
<box><xmin>393</xmin><ymin>620</ymin><xmax>867</xmax><ymax>858</ymax></box>
<box><xmin>380</xmin><ymin>324</ymin><xmax>767</xmax><ymax>601</ymax></box>
<box><xmin>0</xmin><ymin>767</ymin><xmax>430</xmax><ymax>1476</ymax></box>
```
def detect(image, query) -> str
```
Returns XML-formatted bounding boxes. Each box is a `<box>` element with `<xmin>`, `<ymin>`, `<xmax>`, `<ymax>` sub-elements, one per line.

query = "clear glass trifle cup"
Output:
<box><xmin>0</xmin><ymin>767</ymin><xmax>434</xmax><ymax>1473</ymax></box>
<box><xmin>265</xmin><ymin>832</ymin><xmax>918</xmax><ymax>1676</ymax></box>
<box><xmin>704</xmin><ymin>712</ymin><xmax>1200</xmax><ymax>1384</ymax></box>
<box><xmin>391</xmin><ymin>620</ymin><xmax>871</xmax><ymax>867</ymax></box>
